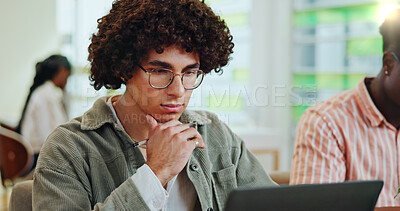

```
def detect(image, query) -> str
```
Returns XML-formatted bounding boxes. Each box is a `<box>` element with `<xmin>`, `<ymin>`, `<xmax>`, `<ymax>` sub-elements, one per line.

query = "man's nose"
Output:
<box><xmin>166</xmin><ymin>75</ymin><xmax>185</xmax><ymax>97</ymax></box>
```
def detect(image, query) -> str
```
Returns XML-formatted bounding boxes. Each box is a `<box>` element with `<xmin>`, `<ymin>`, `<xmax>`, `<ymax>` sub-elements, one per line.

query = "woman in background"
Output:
<box><xmin>16</xmin><ymin>54</ymin><xmax>71</xmax><ymax>171</ymax></box>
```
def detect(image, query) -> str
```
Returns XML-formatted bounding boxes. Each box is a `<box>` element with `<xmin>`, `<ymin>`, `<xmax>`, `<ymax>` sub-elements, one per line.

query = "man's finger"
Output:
<box><xmin>146</xmin><ymin>114</ymin><xmax>158</xmax><ymax>137</ymax></box>
<box><xmin>179</xmin><ymin>128</ymin><xmax>206</xmax><ymax>149</ymax></box>
<box><xmin>162</xmin><ymin>124</ymin><xmax>190</xmax><ymax>137</ymax></box>
<box><xmin>158</xmin><ymin>120</ymin><xmax>183</xmax><ymax>130</ymax></box>
<box><xmin>192</xmin><ymin>138</ymin><xmax>206</xmax><ymax>149</ymax></box>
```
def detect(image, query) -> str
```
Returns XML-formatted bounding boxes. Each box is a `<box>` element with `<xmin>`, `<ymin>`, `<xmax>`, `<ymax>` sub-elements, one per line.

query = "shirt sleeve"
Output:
<box><xmin>131</xmin><ymin>164</ymin><xmax>169</xmax><ymax>210</ymax></box>
<box><xmin>290</xmin><ymin>109</ymin><xmax>346</xmax><ymax>185</ymax></box>
<box><xmin>33</xmin><ymin>127</ymin><xmax>152</xmax><ymax>211</ymax></box>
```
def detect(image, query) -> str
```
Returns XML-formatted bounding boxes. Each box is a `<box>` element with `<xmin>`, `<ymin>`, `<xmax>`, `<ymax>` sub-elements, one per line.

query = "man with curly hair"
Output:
<box><xmin>32</xmin><ymin>0</ymin><xmax>276</xmax><ymax>210</ymax></box>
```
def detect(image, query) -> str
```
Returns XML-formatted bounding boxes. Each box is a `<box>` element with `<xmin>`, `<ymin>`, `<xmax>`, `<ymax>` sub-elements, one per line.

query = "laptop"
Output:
<box><xmin>224</xmin><ymin>180</ymin><xmax>383</xmax><ymax>211</ymax></box>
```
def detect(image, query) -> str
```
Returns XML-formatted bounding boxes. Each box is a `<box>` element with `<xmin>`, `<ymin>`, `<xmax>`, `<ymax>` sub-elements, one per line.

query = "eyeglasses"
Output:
<box><xmin>137</xmin><ymin>64</ymin><xmax>205</xmax><ymax>90</ymax></box>
<box><xmin>390</xmin><ymin>51</ymin><xmax>400</xmax><ymax>63</ymax></box>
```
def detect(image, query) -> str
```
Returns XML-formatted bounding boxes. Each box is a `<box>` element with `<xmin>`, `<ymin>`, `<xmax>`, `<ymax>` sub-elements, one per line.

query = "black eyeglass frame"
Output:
<box><xmin>136</xmin><ymin>64</ymin><xmax>205</xmax><ymax>90</ymax></box>
<box><xmin>390</xmin><ymin>51</ymin><xmax>400</xmax><ymax>63</ymax></box>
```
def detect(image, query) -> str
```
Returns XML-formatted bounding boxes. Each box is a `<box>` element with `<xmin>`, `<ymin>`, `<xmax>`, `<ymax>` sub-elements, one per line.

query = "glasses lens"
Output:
<box><xmin>183</xmin><ymin>70</ymin><xmax>204</xmax><ymax>89</ymax></box>
<box><xmin>149</xmin><ymin>69</ymin><xmax>173</xmax><ymax>88</ymax></box>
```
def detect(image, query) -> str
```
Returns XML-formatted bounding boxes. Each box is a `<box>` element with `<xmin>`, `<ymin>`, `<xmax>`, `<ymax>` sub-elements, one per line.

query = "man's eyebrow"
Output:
<box><xmin>148</xmin><ymin>60</ymin><xmax>173</xmax><ymax>68</ymax></box>
<box><xmin>147</xmin><ymin>60</ymin><xmax>200</xmax><ymax>70</ymax></box>
<box><xmin>185</xmin><ymin>63</ymin><xmax>200</xmax><ymax>69</ymax></box>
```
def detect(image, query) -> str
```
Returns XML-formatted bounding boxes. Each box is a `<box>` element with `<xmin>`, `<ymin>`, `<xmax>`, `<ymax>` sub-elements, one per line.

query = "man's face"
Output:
<box><xmin>384</xmin><ymin>52</ymin><xmax>400</xmax><ymax>107</ymax></box>
<box><xmin>124</xmin><ymin>45</ymin><xmax>200</xmax><ymax>123</ymax></box>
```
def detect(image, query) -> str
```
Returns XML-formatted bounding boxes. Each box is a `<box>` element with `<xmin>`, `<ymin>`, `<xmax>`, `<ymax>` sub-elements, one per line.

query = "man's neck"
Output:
<box><xmin>113</xmin><ymin>95</ymin><xmax>149</xmax><ymax>141</ymax></box>
<box><xmin>367</xmin><ymin>78</ymin><xmax>400</xmax><ymax>129</ymax></box>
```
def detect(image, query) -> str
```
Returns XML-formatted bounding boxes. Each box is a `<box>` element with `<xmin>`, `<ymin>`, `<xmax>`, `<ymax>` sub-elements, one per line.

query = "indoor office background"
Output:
<box><xmin>0</xmin><ymin>0</ymin><xmax>396</xmax><ymax>179</ymax></box>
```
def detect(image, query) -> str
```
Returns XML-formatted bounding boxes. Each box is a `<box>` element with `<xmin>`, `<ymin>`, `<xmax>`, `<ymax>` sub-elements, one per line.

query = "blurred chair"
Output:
<box><xmin>8</xmin><ymin>180</ymin><xmax>33</xmax><ymax>211</ymax></box>
<box><xmin>0</xmin><ymin>126</ymin><xmax>33</xmax><ymax>187</ymax></box>
<box><xmin>0</xmin><ymin>122</ymin><xmax>16</xmax><ymax>131</ymax></box>
<box><xmin>269</xmin><ymin>171</ymin><xmax>290</xmax><ymax>185</ymax></box>
<box><xmin>251</xmin><ymin>149</ymin><xmax>280</xmax><ymax>171</ymax></box>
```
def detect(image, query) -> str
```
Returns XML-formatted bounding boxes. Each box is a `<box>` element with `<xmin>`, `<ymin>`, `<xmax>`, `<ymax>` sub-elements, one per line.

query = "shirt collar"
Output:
<box><xmin>355</xmin><ymin>77</ymin><xmax>385</xmax><ymax>127</ymax></box>
<box><xmin>81</xmin><ymin>96</ymin><xmax>211</xmax><ymax>131</ymax></box>
<box><xmin>81</xmin><ymin>96</ymin><xmax>115</xmax><ymax>130</ymax></box>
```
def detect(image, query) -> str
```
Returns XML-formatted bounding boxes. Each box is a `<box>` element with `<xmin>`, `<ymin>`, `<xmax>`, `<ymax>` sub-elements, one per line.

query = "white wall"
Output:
<box><xmin>0</xmin><ymin>0</ymin><xmax>60</xmax><ymax>126</ymax></box>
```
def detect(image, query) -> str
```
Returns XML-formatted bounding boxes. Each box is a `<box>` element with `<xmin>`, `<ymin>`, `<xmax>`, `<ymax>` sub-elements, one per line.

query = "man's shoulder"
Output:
<box><xmin>37</xmin><ymin>117</ymin><xmax>90</xmax><ymax>168</ymax></box>
<box><xmin>44</xmin><ymin>116</ymin><xmax>87</xmax><ymax>145</ymax></box>
<box><xmin>305</xmin><ymin>88</ymin><xmax>359</xmax><ymax>118</ymax></box>
<box><xmin>42</xmin><ymin>113</ymin><xmax>114</xmax><ymax>157</ymax></box>
<box><xmin>39</xmin><ymin>114</ymin><xmax>121</xmax><ymax>166</ymax></box>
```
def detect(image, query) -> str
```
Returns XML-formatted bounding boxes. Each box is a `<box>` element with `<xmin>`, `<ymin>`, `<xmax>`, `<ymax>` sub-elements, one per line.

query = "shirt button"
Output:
<box><xmin>207</xmin><ymin>208</ymin><xmax>213</xmax><ymax>211</ymax></box>
<box><xmin>153</xmin><ymin>201</ymin><xmax>161</xmax><ymax>209</ymax></box>
<box><xmin>190</xmin><ymin>163</ymin><xmax>199</xmax><ymax>171</ymax></box>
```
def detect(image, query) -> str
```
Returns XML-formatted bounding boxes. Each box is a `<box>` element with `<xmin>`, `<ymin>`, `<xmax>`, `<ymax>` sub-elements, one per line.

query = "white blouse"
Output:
<box><xmin>21</xmin><ymin>81</ymin><xmax>68</xmax><ymax>153</ymax></box>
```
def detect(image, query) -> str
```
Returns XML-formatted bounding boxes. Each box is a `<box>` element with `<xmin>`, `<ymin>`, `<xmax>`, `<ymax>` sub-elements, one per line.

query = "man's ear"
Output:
<box><xmin>383</xmin><ymin>51</ymin><xmax>395</xmax><ymax>73</ymax></box>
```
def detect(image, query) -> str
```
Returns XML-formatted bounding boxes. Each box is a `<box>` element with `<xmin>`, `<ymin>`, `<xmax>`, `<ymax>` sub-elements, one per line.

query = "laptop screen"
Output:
<box><xmin>225</xmin><ymin>180</ymin><xmax>383</xmax><ymax>211</ymax></box>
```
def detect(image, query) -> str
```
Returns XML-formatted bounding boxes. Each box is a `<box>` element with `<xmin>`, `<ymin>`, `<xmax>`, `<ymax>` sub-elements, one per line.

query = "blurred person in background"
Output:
<box><xmin>16</xmin><ymin>54</ymin><xmax>71</xmax><ymax>172</ymax></box>
<box><xmin>290</xmin><ymin>9</ymin><xmax>400</xmax><ymax>207</ymax></box>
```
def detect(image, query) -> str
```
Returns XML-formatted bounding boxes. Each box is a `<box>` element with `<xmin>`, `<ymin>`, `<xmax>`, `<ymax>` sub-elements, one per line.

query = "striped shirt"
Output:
<box><xmin>290</xmin><ymin>77</ymin><xmax>400</xmax><ymax>207</ymax></box>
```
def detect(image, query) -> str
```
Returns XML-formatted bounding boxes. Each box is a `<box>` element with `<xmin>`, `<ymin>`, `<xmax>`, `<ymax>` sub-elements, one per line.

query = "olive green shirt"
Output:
<box><xmin>33</xmin><ymin>96</ymin><xmax>277</xmax><ymax>211</ymax></box>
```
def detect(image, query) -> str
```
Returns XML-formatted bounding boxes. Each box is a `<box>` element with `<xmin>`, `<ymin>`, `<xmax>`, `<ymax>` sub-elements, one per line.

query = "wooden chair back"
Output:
<box><xmin>0</xmin><ymin>126</ymin><xmax>33</xmax><ymax>187</ymax></box>
<box><xmin>0</xmin><ymin>122</ymin><xmax>16</xmax><ymax>132</ymax></box>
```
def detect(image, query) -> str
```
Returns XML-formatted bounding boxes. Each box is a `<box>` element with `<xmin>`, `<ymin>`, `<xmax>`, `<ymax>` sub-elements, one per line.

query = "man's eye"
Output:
<box><xmin>184</xmin><ymin>70</ymin><xmax>197</xmax><ymax>75</ymax></box>
<box><xmin>151</xmin><ymin>69</ymin><xmax>170</xmax><ymax>74</ymax></box>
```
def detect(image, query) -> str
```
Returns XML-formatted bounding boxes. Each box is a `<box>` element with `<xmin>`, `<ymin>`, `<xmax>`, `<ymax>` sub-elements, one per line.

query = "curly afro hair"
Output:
<box><xmin>88</xmin><ymin>0</ymin><xmax>234</xmax><ymax>90</ymax></box>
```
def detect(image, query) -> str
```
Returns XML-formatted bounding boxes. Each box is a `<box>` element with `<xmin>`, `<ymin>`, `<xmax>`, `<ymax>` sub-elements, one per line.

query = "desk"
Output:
<box><xmin>375</xmin><ymin>207</ymin><xmax>400</xmax><ymax>211</ymax></box>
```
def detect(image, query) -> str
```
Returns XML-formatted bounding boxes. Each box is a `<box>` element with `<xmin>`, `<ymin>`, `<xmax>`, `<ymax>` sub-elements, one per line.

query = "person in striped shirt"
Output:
<box><xmin>290</xmin><ymin>9</ymin><xmax>400</xmax><ymax>207</ymax></box>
